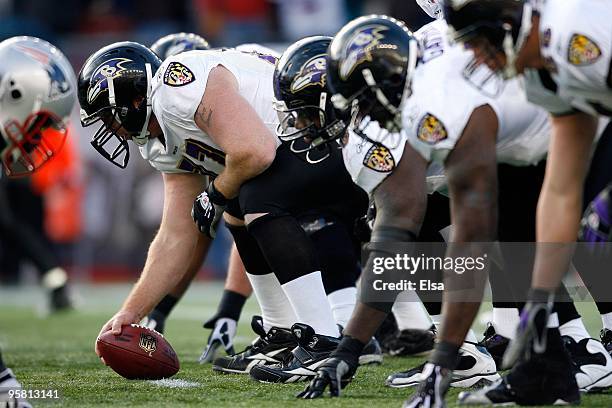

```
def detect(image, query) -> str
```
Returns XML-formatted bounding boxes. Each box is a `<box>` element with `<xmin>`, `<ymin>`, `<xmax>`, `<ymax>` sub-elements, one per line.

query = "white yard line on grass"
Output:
<box><xmin>148</xmin><ymin>379</ymin><xmax>201</xmax><ymax>388</ymax></box>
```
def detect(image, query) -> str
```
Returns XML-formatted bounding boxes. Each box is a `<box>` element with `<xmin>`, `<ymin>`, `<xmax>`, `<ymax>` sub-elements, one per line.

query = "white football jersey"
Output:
<box><xmin>403</xmin><ymin>20</ymin><xmax>551</xmax><ymax>166</ymax></box>
<box><xmin>527</xmin><ymin>0</ymin><xmax>612</xmax><ymax>117</ymax></box>
<box><xmin>341</xmin><ymin>119</ymin><xmax>445</xmax><ymax>196</ymax></box>
<box><xmin>140</xmin><ymin>48</ymin><xmax>280</xmax><ymax>175</ymax></box>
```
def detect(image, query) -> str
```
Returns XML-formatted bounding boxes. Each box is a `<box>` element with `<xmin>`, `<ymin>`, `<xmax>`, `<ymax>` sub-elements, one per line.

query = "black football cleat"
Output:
<box><xmin>458</xmin><ymin>350</ymin><xmax>580</xmax><ymax>405</ymax></box>
<box><xmin>386</xmin><ymin>342</ymin><xmax>499</xmax><ymax>389</ymax></box>
<box><xmin>212</xmin><ymin>316</ymin><xmax>295</xmax><ymax>374</ymax></box>
<box><xmin>477</xmin><ymin>324</ymin><xmax>509</xmax><ymax>370</ymax></box>
<box><xmin>359</xmin><ymin>337</ymin><xmax>383</xmax><ymax>365</ymax></box>
<box><xmin>600</xmin><ymin>328</ymin><xmax>612</xmax><ymax>357</ymax></box>
<box><xmin>387</xmin><ymin>325</ymin><xmax>436</xmax><ymax>357</ymax></box>
<box><xmin>249</xmin><ymin>323</ymin><xmax>340</xmax><ymax>383</ymax></box>
<box><xmin>375</xmin><ymin>313</ymin><xmax>399</xmax><ymax>353</ymax></box>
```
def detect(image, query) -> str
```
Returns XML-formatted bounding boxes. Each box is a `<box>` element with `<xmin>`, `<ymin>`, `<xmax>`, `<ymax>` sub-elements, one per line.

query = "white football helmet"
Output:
<box><xmin>0</xmin><ymin>36</ymin><xmax>76</xmax><ymax>177</ymax></box>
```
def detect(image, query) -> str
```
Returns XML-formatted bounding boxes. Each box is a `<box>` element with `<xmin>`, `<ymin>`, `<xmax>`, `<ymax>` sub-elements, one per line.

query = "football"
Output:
<box><xmin>96</xmin><ymin>324</ymin><xmax>180</xmax><ymax>380</ymax></box>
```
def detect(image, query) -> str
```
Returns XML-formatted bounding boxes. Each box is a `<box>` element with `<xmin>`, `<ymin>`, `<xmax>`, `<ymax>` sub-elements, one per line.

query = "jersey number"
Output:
<box><xmin>177</xmin><ymin>139</ymin><xmax>226</xmax><ymax>175</ymax></box>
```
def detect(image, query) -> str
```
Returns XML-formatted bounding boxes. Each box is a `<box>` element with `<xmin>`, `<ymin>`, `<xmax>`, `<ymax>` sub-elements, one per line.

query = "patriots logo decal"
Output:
<box><xmin>340</xmin><ymin>25</ymin><xmax>388</xmax><ymax>80</ymax></box>
<box><xmin>568</xmin><ymin>33</ymin><xmax>601</xmax><ymax>66</ymax></box>
<box><xmin>87</xmin><ymin>58</ymin><xmax>132</xmax><ymax>104</ymax></box>
<box><xmin>163</xmin><ymin>62</ymin><xmax>195</xmax><ymax>87</ymax></box>
<box><xmin>290</xmin><ymin>54</ymin><xmax>327</xmax><ymax>93</ymax></box>
<box><xmin>363</xmin><ymin>144</ymin><xmax>395</xmax><ymax>173</ymax></box>
<box><xmin>15</xmin><ymin>44</ymin><xmax>71</xmax><ymax>101</ymax></box>
<box><xmin>417</xmin><ymin>113</ymin><xmax>447</xmax><ymax>144</ymax></box>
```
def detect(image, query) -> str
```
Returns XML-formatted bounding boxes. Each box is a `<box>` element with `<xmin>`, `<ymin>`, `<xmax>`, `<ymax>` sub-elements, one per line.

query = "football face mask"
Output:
<box><xmin>1</xmin><ymin>111</ymin><xmax>68</xmax><ymax>177</ymax></box>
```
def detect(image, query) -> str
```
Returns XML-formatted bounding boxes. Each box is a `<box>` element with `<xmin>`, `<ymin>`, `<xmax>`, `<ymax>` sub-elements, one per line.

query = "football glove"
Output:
<box><xmin>402</xmin><ymin>363</ymin><xmax>451</xmax><ymax>408</ymax></box>
<box><xmin>199</xmin><ymin>317</ymin><xmax>237</xmax><ymax>363</ymax></box>
<box><xmin>191</xmin><ymin>181</ymin><xmax>227</xmax><ymax>238</ymax></box>
<box><xmin>297</xmin><ymin>346</ymin><xmax>359</xmax><ymax>399</ymax></box>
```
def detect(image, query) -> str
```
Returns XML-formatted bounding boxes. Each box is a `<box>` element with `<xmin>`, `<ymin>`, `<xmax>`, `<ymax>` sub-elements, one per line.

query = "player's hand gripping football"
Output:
<box><xmin>191</xmin><ymin>181</ymin><xmax>227</xmax><ymax>239</ymax></box>
<box><xmin>95</xmin><ymin>309</ymin><xmax>140</xmax><ymax>362</ymax></box>
<box><xmin>297</xmin><ymin>354</ymin><xmax>358</xmax><ymax>399</ymax></box>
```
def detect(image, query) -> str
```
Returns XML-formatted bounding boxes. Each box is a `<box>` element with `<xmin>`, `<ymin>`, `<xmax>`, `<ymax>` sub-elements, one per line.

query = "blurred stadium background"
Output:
<box><xmin>0</xmin><ymin>0</ymin><xmax>434</xmax><ymax>286</ymax></box>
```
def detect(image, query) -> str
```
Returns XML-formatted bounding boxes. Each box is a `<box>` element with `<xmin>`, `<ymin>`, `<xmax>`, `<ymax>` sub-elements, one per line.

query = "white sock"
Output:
<box><xmin>547</xmin><ymin>312</ymin><xmax>559</xmax><ymax>328</ymax></box>
<box><xmin>465</xmin><ymin>329</ymin><xmax>478</xmax><ymax>343</ymax></box>
<box><xmin>392</xmin><ymin>291</ymin><xmax>432</xmax><ymax>331</ymax></box>
<box><xmin>246</xmin><ymin>272</ymin><xmax>296</xmax><ymax>331</ymax></box>
<box><xmin>601</xmin><ymin>312</ymin><xmax>612</xmax><ymax>330</ymax></box>
<box><xmin>492</xmin><ymin>307</ymin><xmax>519</xmax><ymax>339</ymax></box>
<box><xmin>327</xmin><ymin>287</ymin><xmax>356</xmax><ymax>329</ymax></box>
<box><xmin>560</xmin><ymin>317</ymin><xmax>590</xmax><ymax>340</ymax></box>
<box><xmin>281</xmin><ymin>271</ymin><xmax>340</xmax><ymax>337</ymax></box>
<box><xmin>430</xmin><ymin>313</ymin><xmax>477</xmax><ymax>343</ymax></box>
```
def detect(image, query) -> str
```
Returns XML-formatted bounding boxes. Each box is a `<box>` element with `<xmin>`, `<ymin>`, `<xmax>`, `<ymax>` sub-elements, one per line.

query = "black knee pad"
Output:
<box><xmin>247</xmin><ymin>215</ymin><xmax>320</xmax><ymax>285</ymax></box>
<box><xmin>309</xmin><ymin>222</ymin><xmax>360</xmax><ymax>295</ymax></box>
<box><xmin>225</xmin><ymin>223</ymin><xmax>271</xmax><ymax>276</ymax></box>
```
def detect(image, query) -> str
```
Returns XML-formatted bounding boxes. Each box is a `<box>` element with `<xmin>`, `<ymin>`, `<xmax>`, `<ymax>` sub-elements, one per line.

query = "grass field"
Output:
<box><xmin>1</xmin><ymin>282</ymin><xmax>610</xmax><ymax>407</ymax></box>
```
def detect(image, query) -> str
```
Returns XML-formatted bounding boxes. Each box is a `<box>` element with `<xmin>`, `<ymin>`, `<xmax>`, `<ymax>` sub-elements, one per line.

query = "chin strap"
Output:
<box><xmin>133</xmin><ymin>63</ymin><xmax>153</xmax><ymax>146</ymax></box>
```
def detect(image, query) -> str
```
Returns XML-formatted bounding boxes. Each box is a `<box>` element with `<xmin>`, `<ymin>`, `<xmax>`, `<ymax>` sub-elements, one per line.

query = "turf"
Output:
<box><xmin>0</xmin><ymin>283</ymin><xmax>610</xmax><ymax>407</ymax></box>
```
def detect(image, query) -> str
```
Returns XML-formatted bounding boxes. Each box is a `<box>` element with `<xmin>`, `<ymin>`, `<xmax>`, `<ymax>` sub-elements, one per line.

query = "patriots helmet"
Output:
<box><xmin>78</xmin><ymin>42</ymin><xmax>161</xmax><ymax>168</ymax></box>
<box><xmin>273</xmin><ymin>36</ymin><xmax>350</xmax><ymax>163</ymax></box>
<box><xmin>444</xmin><ymin>0</ymin><xmax>534</xmax><ymax>78</ymax></box>
<box><xmin>0</xmin><ymin>36</ymin><xmax>76</xmax><ymax>177</ymax></box>
<box><xmin>326</xmin><ymin>15</ymin><xmax>418</xmax><ymax>133</ymax></box>
<box><xmin>150</xmin><ymin>32</ymin><xmax>211</xmax><ymax>60</ymax></box>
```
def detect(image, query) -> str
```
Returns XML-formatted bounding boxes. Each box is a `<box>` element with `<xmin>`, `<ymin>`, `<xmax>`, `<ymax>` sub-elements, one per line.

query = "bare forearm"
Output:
<box><xmin>214</xmin><ymin>153</ymin><xmax>271</xmax><ymax>199</ymax></box>
<box><xmin>122</xmin><ymin>231</ymin><xmax>199</xmax><ymax>319</ymax></box>
<box><xmin>169</xmin><ymin>234</ymin><xmax>212</xmax><ymax>298</ymax></box>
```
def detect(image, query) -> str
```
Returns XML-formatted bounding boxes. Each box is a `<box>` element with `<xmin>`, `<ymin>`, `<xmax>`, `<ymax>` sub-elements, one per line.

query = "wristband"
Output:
<box><xmin>207</xmin><ymin>179</ymin><xmax>228</xmax><ymax>206</ymax></box>
<box><xmin>370</xmin><ymin>225</ymin><xmax>417</xmax><ymax>242</ymax></box>
<box><xmin>333</xmin><ymin>335</ymin><xmax>366</xmax><ymax>358</ymax></box>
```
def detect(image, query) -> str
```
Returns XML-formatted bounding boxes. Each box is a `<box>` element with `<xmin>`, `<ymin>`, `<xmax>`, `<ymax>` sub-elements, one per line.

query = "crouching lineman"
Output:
<box><xmin>444</xmin><ymin>0</ymin><xmax>612</xmax><ymax>404</ymax></box>
<box><xmin>137</xmin><ymin>32</ymin><xmax>214</xmax><ymax>335</ymax></box>
<box><xmin>296</xmin><ymin>12</ymin><xmax>612</xmax><ymax>406</ymax></box>
<box><xmin>81</xmin><ymin>41</ymin><xmax>370</xmax><ymax>379</ymax></box>
<box><xmin>273</xmin><ymin>34</ymin><xmax>501</xmax><ymax>388</ymax></box>
<box><xmin>143</xmin><ymin>33</ymin><xmax>275</xmax><ymax>359</ymax></box>
<box><xmin>0</xmin><ymin>36</ymin><xmax>77</xmax><ymax>408</ymax></box>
